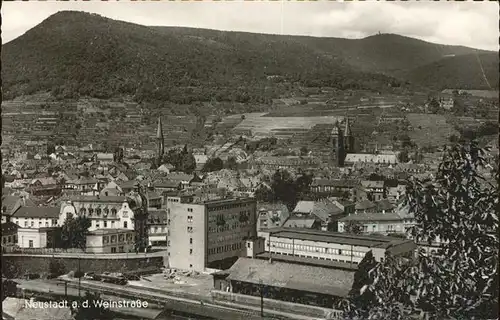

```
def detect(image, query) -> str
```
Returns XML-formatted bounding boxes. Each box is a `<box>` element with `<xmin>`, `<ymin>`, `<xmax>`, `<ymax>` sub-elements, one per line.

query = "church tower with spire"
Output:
<box><xmin>331</xmin><ymin>120</ymin><xmax>345</xmax><ymax>167</ymax></box>
<box><xmin>343</xmin><ymin>117</ymin><xmax>355</xmax><ymax>153</ymax></box>
<box><xmin>156</xmin><ymin>116</ymin><xmax>164</xmax><ymax>167</ymax></box>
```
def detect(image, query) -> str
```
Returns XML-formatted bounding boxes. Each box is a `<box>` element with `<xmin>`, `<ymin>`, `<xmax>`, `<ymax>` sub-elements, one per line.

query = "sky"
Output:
<box><xmin>2</xmin><ymin>1</ymin><xmax>499</xmax><ymax>51</ymax></box>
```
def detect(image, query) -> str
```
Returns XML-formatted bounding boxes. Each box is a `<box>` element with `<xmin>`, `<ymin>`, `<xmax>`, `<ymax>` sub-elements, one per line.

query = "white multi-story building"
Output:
<box><xmin>258</xmin><ymin>227</ymin><xmax>416</xmax><ymax>264</ymax></box>
<box><xmin>167</xmin><ymin>195</ymin><xmax>257</xmax><ymax>272</ymax></box>
<box><xmin>59</xmin><ymin>196</ymin><xmax>134</xmax><ymax>231</ymax></box>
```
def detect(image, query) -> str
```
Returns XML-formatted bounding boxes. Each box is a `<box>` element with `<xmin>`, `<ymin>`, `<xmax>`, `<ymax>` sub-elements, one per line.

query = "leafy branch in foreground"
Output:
<box><xmin>339</xmin><ymin>141</ymin><xmax>499</xmax><ymax>320</ymax></box>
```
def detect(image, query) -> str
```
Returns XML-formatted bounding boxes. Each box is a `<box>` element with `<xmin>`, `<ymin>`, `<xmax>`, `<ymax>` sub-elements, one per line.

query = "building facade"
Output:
<box><xmin>167</xmin><ymin>195</ymin><xmax>257</xmax><ymax>272</ymax></box>
<box><xmin>86</xmin><ymin>229</ymin><xmax>135</xmax><ymax>253</ymax></box>
<box><xmin>258</xmin><ymin>228</ymin><xmax>416</xmax><ymax>264</ymax></box>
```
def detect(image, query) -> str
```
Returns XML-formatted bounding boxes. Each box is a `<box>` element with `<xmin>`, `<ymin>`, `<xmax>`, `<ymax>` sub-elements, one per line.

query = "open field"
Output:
<box><xmin>406</xmin><ymin>113</ymin><xmax>459</xmax><ymax>147</ymax></box>
<box><xmin>232</xmin><ymin>113</ymin><xmax>343</xmax><ymax>136</ymax></box>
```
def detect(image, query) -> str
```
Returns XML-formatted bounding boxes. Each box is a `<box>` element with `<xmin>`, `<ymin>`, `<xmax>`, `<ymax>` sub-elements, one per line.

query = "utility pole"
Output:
<box><xmin>259</xmin><ymin>279</ymin><xmax>264</xmax><ymax>318</ymax></box>
<box><xmin>78</xmin><ymin>256</ymin><xmax>81</xmax><ymax>297</ymax></box>
<box><xmin>64</xmin><ymin>281</ymin><xmax>68</xmax><ymax>299</ymax></box>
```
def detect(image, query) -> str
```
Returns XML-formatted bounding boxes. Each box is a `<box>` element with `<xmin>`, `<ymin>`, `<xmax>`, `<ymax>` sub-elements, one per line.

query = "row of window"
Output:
<box><xmin>150</xmin><ymin>226</ymin><xmax>167</xmax><ymax>233</ymax></box>
<box><xmin>207</xmin><ymin>203</ymin><xmax>250</xmax><ymax>212</ymax></box>
<box><xmin>274</xmin><ymin>252</ymin><xmax>360</xmax><ymax>264</ymax></box>
<box><xmin>95</xmin><ymin>221</ymin><xmax>128</xmax><ymax>229</ymax></box>
<box><xmin>207</xmin><ymin>243</ymin><xmax>242</xmax><ymax>254</ymax></box>
<box><xmin>2</xmin><ymin>235</ymin><xmax>17</xmax><ymax>244</ymax></box>
<box><xmin>18</xmin><ymin>219</ymin><xmax>58</xmax><ymax>228</ymax></box>
<box><xmin>79</xmin><ymin>208</ymin><xmax>119</xmax><ymax>216</ymax></box>
<box><xmin>268</xmin><ymin>241</ymin><xmax>366</xmax><ymax>257</ymax></box>
<box><xmin>103</xmin><ymin>233</ymin><xmax>134</xmax><ymax>244</ymax></box>
<box><xmin>208</xmin><ymin>222</ymin><xmax>246</xmax><ymax>233</ymax></box>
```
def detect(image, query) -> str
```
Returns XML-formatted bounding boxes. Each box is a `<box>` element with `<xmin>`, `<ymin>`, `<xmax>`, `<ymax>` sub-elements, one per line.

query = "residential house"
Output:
<box><xmin>344</xmin><ymin>154</ymin><xmax>398</xmax><ymax>166</ymax></box>
<box><xmin>387</xmin><ymin>184</ymin><xmax>406</xmax><ymax>205</ymax></box>
<box><xmin>28</xmin><ymin>177</ymin><xmax>61</xmax><ymax>197</ymax></box>
<box><xmin>147</xmin><ymin>208</ymin><xmax>168</xmax><ymax>246</ymax></box>
<box><xmin>338</xmin><ymin>200</ymin><xmax>403</xmax><ymax>235</ymax></box>
<box><xmin>86</xmin><ymin>229</ymin><xmax>135</xmax><ymax>253</ymax></box>
<box><xmin>194</xmin><ymin>154</ymin><xmax>208</xmax><ymax>171</ymax></box>
<box><xmin>360</xmin><ymin>180</ymin><xmax>385</xmax><ymax>201</ymax></box>
<box><xmin>64</xmin><ymin>176</ymin><xmax>101</xmax><ymax>195</ymax></box>
<box><xmin>11</xmin><ymin>206</ymin><xmax>60</xmax><ymax>229</ymax></box>
<box><xmin>2</xmin><ymin>222</ymin><xmax>19</xmax><ymax>248</ymax></box>
<box><xmin>257</xmin><ymin>202</ymin><xmax>290</xmax><ymax>231</ymax></box>
<box><xmin>59</xmin><ymin>196</ymin><xmax>134</xmax><ymax>231</ymax></box>
<box><xmin>100</xmin><ymin>181</ymin><xmax>124</xmax><ymax>197</ymax></box>
<box><xmin>310</xmin><ymin>179</ymin><xmax>360</xmax><ymax>198</ymax></box>
<box><xmin>17</xmin><ymin>226</ymin><xmax>60</xmax><ymax>248</ymax></box>
<box><xmin>117</xmin><ymin>180</ymin><xmax>141</xmax><ymax>194</ymax></box>
<box><xmin>94</xmin><ymin>153</ymin><xmax>114</xmax><ymax>165</ymax></box>
<box><xmin>146</xmin><ymin>190</ymin><xmax>163</xmax><ymax>209</ymax></box>
<box><xmin>284</xmin><ymin>199</ymin><xmax>345</xmax><ymax>232</ymax></box>
<box><xmin>165</xmin><ymin>172</ymin><xmax>193</xmax><ymax>189</ymax></box>
<box><xmin>1</xmin><ymin>195</ymin><xmax>36</xmax><ymax>223</ymax></box>
<box><xmin>157</xmin><ymin>163</ymin><xmax>174</xmax><ymax>173</ymax></box>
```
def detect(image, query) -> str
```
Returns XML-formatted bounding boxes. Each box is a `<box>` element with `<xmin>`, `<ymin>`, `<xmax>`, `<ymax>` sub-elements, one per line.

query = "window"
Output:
<box><xmin>124</xmin><ymin>221</ymin><xmax>128</xmax><ymax>228</ymax></box>
<box><xmin>30</xmin><ymin>221</ymin><xmax>34</xmax><ymax>227</ymax></box>
<box><xmin>2</xmin><ymin>238</ymin><xmax>5</xmax><ymax>244</ymax></box>
<box><xmin>111</xmin><ymin>221</ymin><xmax>115</xmax><ymax>228</ymax></box>
<box><xmin>119</xmin><ymin>246</ymin><xmax>124</xmax><ymax>253</ymax></box>
<box><xmin>111</xmin><ymin>247</ymin><xmax>117</xmax><ymax>253</ymax></box>
<box><xmin>103</xmin><ymin>236</ymin><xmax>109</xmax><ymax>244</ymax></box>
<box><xmin>187</xmin><ymin>208</ymin><xmax>193</xmax><ymax>212</ymax></box>
<box><xmin>189</xmin><ymin>264</ymin><xmax>193</xmax><ymax>268</ymax></box>
<box><xmin>189</xmin><ymin>249</ymin><xmax>193</xmax><ymax>255</ymax></box>
<box><xmin>24</xmin><ymin>221</ymin><xmax>28</xmax><ymax>227</ymax></box>
<box><xmin>187</xmin><ymin>216</ymin><xmax>193</xmax><ymax>223</ymax></box>
<box><xmin>104</xmin><ymin>221</ymin><xmax>108</xmax><ymax>228</ymax></box>
<box><xmin>247</xmin><ymin>242</ymin><xmax>251</xmax><ymax>248</ymax></box>
<box><xmin>39</xmin><ymin>221</ymin><xmax>42</xmax><ymax>226</ymax></box>
<box><xmin>45</xmin><ymin>222</ymin><xmax>49</xmax><ymax>227</ymax></box>
<box><xmin>339</xmin><ymin>249</ymin><xmax>343</xmax><ymax>255</ymax></box>
<box><xmin>189</xmin><ymin>238</ymin><xmax>193</xmax><ymax>244</ymax></box>
<box><xmin>29</xmin><ymin>240</ymin><xmax>34</xmax><ymax>248</ymax></box>
<box><xmin>96</xmin><ymin>222</ymin><xmax>100</xmax><ymax>228</ymax></box>
<box><xmin>187</xmin><ymin>227</ymin><xmax>193</xmax><ymax>233</ymax></box>
<box><xmin>154</xmin><ymin>227</ymin><xmax>158</xmax><ymax>233</ymax></box>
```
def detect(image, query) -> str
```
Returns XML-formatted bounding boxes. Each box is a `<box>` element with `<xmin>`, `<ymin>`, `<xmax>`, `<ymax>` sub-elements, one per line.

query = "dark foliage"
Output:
<box><xmin>202</xmin><ymin>157</ymin><xmax>224</xmax><ymax>172</ymax></box>
<box><xmin>48</xmin><ymin>258</ymin><xmax>66</xmax><ymax>277</ymax></box>
<box><xmin>224</xmin><ymin>157</ymin><xmax>238</xmax><ymax>171</ymax></box>
<box><xmin>343</xmin><ymin>220</ymin><xmax>364</xmax><ymax>235</ymax></box>
<box><xmin>163</xmin><ymin>146</ymin><xmax>196</xmax><ymax>174</ymax></box>
<box><xmin>255</xmin><ymin>170</ymin><xmax>314</xmax><ymax>211</ymax></box>
<box><xmin>61</xmin><ymin>215</ymin><xmax>91</xmax><ymax>250</ymax></box>
<box><xmin>6</xmin><ymin>12</ymin><xmax>481</xmax><ymax>104</ymax></box>
<box><xmin>340</xmin><ymin>141</ymin><xmax>499</xmax><ymax>320</ymax></box>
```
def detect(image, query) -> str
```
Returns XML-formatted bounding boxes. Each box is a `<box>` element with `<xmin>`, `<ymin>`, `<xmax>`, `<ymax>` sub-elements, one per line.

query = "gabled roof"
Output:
<box><xmin>339</xmin><ymin>212</ymin><xmax>403</xmax><ymax>222</ymax></box>
<box><xmin>226</xmin><ymin>257</ymin><xmax>355</xmax><ymax>297</ymax></box>
<box><xmin>282</xmin><ymin>216</ymin><xmax>318</xmax><ymax>228</ymax></box>
<box><xmin>13</xmin><ymin>206</ymin><xmax>60</xmax><ymax>218</ymax></box>
<box><xmin>355</xmin><ymin>199</ymin><xmax>376</xmax><ymax>210</ymax></box>
<box><xmin>1</xmin><ymin>196</ymin><xmax>36</xmax><ymax>215</ymax></box>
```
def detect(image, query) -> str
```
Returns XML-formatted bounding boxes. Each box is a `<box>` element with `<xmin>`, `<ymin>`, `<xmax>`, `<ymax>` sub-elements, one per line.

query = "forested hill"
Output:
<box><xmin>2</xmin><ymin>11</ymin><xmax>497</xmax><ymax>104</ymax></box>
<box><xmin>401</xmin><ymin>52</ymin><xmax>499</xmax><ymax>90</ymax></box>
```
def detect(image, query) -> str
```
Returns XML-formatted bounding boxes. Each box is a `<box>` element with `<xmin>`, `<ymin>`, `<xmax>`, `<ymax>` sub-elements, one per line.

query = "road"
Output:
<box><xmin>16</xmin><ymin>279</ymin><xmax>321</xmax><ymax>320</ymax></box>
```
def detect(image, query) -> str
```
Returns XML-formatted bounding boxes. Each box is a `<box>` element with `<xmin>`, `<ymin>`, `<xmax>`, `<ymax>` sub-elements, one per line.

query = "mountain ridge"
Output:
<box><xmin>2</xmin><ymin>10</ymin><xmax>498</xmax><ymax>104</ymax></box>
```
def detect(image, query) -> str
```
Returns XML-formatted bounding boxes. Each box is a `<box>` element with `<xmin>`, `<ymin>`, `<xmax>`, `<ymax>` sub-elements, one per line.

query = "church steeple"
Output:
<box><xmin>156</xmin><ymin>117</ymin><xmax>164</xmax><ymax>166</ymax></box>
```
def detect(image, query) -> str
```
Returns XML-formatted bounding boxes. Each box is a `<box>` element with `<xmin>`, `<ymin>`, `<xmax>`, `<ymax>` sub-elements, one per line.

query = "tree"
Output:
<box><xmin>397</xmin><ymin>150</ymin><xmax>409</xmax><ymax>163</ymax></box>
<box><xmin>48</xmin><ymin>258</ymin><xmax>66</xmax><ymax>277</ymax></box>
<box><xmin>71</xmin><ymin>291</ymin><xmax>112</xmax><ymax>320</ymax></box>
<box><xmin>202</xmin><ymin>157</ymin><xmax>224</xmax><ymax>172</ymax></box>
<box><xmin>61</xmin><ymin>215</ymin><xmax>91</xmax><ymax>250</ymax></box>
<box><xmin>300</xmin><ymin>146</ymin><xmax>309</xmax><ymax>156</ymax></box>
<box><xmin>225</xmin><ymin>157</ymin><xmax>238</xmax><ymax>170</ymax></box>
<box><xmin>254</xmin><ymin>184</ymin><xmax>274</xmax><ymax>202</ymax></box>
<box><xmin>340</xmin><ymin>141</ymin><xmax>499</xmax><ymax>320</ymax></box>
<box><xmin>344</xmin><ymin>220</ymin><xmax>364</xmax><ymax>235</ymax></box>
<box><xmin>427</xmin><ymin>98</ymin><xmax>441</xmax><ymax>114</ymax></box>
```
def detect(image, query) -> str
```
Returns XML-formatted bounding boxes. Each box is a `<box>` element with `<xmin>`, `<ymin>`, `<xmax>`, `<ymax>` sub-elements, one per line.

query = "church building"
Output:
<box><xmin>331</xmin><ymin>117</ymin><xmax>354</xmax><ymax>167</ymax></box>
